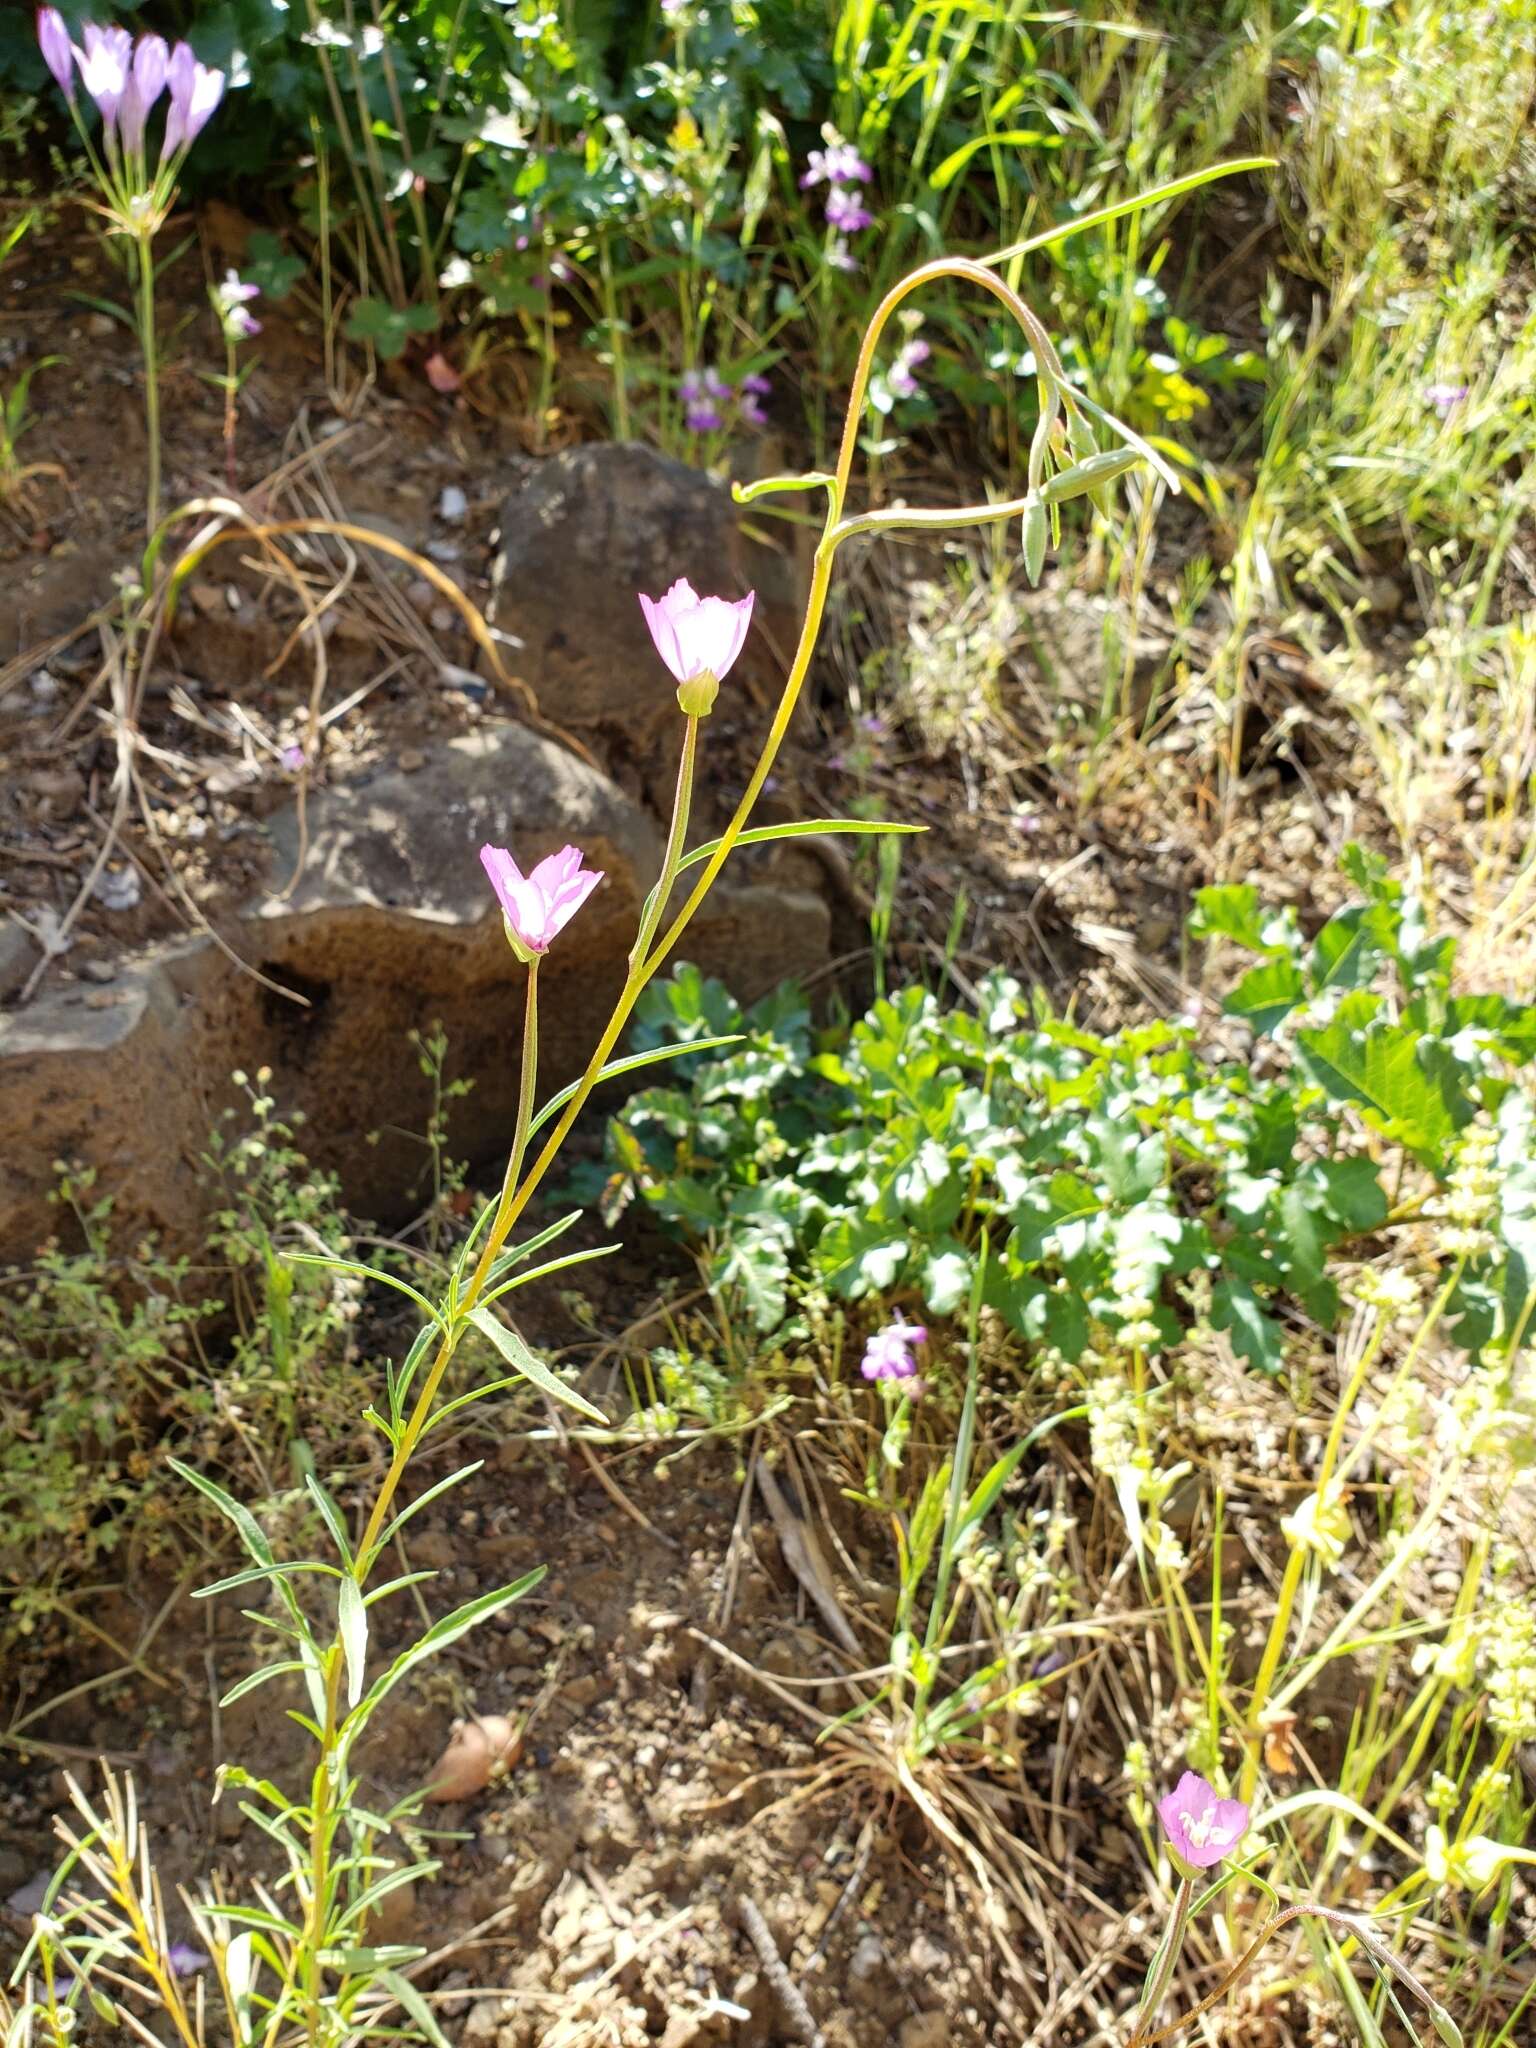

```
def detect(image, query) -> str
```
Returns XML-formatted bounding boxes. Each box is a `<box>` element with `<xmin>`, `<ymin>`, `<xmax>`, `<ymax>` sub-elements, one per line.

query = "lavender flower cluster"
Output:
<box><xmin>801</xmin><ymin>139</ymin><xmax>875</xmax><ymax>272</ymax></box>
<box><xmin>680</xmin><ymin>367</ymin><xmax>771</xmax><ymax>436</ymax></box>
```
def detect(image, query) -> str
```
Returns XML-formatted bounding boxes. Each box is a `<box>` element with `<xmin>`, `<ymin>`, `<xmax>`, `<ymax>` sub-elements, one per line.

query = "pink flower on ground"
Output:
<box><xmin>889</xmin><ymin>337</ymin><xmax>931</xmax><ymax>399</ymax></box>
<box><xmin>117</xmin><ymin>33</ymin><xmax>169</xmax><ymax>154</ymax></box>
<box><xmin>861</xmin><ymin>1319</ymin><xmax>926</xmax><ymax>1384</ymax></box>
<box><xmin>1425</xmin><ymin>381</ymin><xmax>1469</xmax><ymax>417</ymax></box>
<box><xmin>638</xmin><ymin>578</ymin><xmax>754</xmax><ymax>686</ymax></box>
<box><xmin>1157</xmin><ymin>1772</ymin><xmax>1250</xmax><ymax>1872</ymax></box>
<box><xmin>161</xmin><ymin>41</ymin><xmax>225</xmax><ymax>158</ymax></box>
<box><xmin>74</xmin><ymin>23</ymin><xmax>132</xmax><ymax>132</ymax></box>
<box><xmin>480</xmin><ymin>843</ymin><xmax>604</xmax><ymax>961</ymax></box>
<box><xmin>424</xmin><ymin>351</ymin><xmax>461</xmax><ymax>394</ymax></box>
<box><xmin>36</xmin><ymin>8</ymin><xmax>74</xmax><ymax>101</ymax></box>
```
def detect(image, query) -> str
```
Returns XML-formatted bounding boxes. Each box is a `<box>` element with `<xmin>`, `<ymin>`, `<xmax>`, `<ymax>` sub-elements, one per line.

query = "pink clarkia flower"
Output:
<box><xmin>826</xmin><ymin>187</ymin><xmax>875</xmax><ymax>234</ymax></box>
<box><xmin>74</xmin><ymin>23</ymin><xmax>132</xmax><ymax>132</ymax></box>
<box><xmin>118</xmin><ymin>33</ymin><xmax>169</xmax><ymax>155</ymax></box>
<box><xmin>861</xmin><ymin>1319</ymin><xmax>926</xmax><ymax>1384</ymax></box>
<box><xmin>639</xmin><ymin>578</ymin><xmax>754</xmax><ymax>697</ymax></box>
<box><xmin>36</xmin><ymin>8</ymin><xmax>74</xmax><ymax>101</ymax></box>
<box><xmin>1157</xmin><ymin>1772</ymin><xmax>1250</xmax><ymax>1873</ymax></box>
<box><xmin>161</xmin><ymin>41</ymin><xmax>225</xmax><ymax>159</ymax></box>
<box><xmin>480</xmin><ymin>843</ymin><xmax>604</xmax><ymax>962</ymax></box>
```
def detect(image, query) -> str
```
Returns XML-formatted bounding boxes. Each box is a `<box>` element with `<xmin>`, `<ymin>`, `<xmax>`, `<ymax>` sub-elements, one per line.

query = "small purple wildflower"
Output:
<box><xmin>1425</xmin><ymin>381</ymin><xmax>1469</xmax><ymax>417</ymax></box>
<box><xmin>888</xmin><ymin>337</ymin><xmax>931</xmax><ymax>399</ymax></box>
<box><xmin>860</xmin><ymin>1318</ymin><xmax>927</xmax><ymax>1385</ymax></box>
<box><xmin>1157</xmin><ymin>1772</ymin><xmax>1250</xmax><ymax>1873</ymax></box>
<box><xmin>281</xmin><ymin>743</ymin><xmax>306</xmax><ymax>772</ymax></box>
<box><xmin>800</xmin><ymin>143</ymin><xmax>872</xmax><ymax>188</ymax></box>
<box><xmin>681</xmin><ymin>366</ymin><xmax>731</xmax><ymax>434</ymax></box>
<box><xmin>213</xmin><ymin>270</ymin><xmax>260</xmax><ymax>340</ymax></box>
<box><xmin>826</xmin><ymin>238</ymin><xmax>858</xmax><ymax>274</ymax></box>
<box><xmin>74</xmin><ymin>23</ymin><xmax>132</xmax><ymax>133</ymax></box>
<box><xmin>738</xmin><ymin>372</ymin><xmax>771</xmax><ymax>428</ymax></box>
<box><xmin>161</xmin><ymin>40</ymin><xmax>225</xmax><ymax>160</ymax></box>
<box><xmin>826</xmin><ymin>186</ymin><xmax>875</xmax><ymax>235</ymax></box>
<box><xmin>166</xmin><ymin>1945</ymin><xmax>210</xmax><ymax>1978</ymax></box>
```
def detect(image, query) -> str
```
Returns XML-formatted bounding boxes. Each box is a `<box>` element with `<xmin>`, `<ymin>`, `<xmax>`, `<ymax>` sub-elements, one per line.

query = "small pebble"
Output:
<box><xmin>438</xmin><ymin>484</ymin><xmax>468</xmax><ymax>522</ymax></box>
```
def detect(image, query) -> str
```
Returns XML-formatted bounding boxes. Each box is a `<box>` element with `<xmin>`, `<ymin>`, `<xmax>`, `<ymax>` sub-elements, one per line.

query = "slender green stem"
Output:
<box><xmin>136</xmin><ymin>230</ymin><xmax>161</xmax><ymax>537</ymax></box>
<box><xmin>1128</xmin><ymin>1874</ymin><xmax>1194</xmax><ymax>2048</ymax></box>
<box><xmin>632</xmin><ymin>716</ymin><xmax>700</xmax><ymax>968</ymax></box>
<box><xmin>481</xmin><ymin>961</ymin><xmax>541</xmax><ymax>1273</ymax></box>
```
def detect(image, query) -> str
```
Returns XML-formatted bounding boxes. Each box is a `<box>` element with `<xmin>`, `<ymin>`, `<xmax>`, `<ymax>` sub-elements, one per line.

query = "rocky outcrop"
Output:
<box><xmin>0</xmin><ymin>721</ymin><xmax>830</xmax><ymax>1260</ymax></box>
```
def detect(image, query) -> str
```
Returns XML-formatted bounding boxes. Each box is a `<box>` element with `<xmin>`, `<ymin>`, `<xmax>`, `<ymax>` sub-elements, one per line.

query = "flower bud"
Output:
<box><xmin>676</xmin><ymin>668</ymin><xmax>719</xmax><ymax>718</ymax></box>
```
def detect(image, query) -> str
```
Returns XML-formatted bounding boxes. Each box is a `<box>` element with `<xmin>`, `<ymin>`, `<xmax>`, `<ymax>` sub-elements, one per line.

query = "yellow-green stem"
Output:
<box><xmin>631</xmin><ymin>716</ymin><xmax>700</xmax><ymax>969</ymax></box>
<box><xmin>136</xmin><ymin>230</ymin><xmax>161</xmax><ymax>537</ymax></box>
<box><xmin>1128</xmin><ymin>1873</ymin><xmax>1193</xmax><ymax>2048</ymax></box>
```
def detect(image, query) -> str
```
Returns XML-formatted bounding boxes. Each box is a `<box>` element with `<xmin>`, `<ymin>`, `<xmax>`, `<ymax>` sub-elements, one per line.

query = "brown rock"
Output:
<box><xmin>898</xmin><ymin>2014</ymin><xmax>949</xmax><ymax>2048</ymax></box>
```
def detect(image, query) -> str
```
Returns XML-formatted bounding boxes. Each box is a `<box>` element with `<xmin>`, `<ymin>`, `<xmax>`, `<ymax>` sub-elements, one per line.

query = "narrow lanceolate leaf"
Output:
<box><xmin>338</xmin><ymin>1576</ymin><xmax>368</xmax><ymax>1709</ymax></box>
<box><xmin>170</xmin><ymin>1458</ymin><xmax>276</xmax><ymax>1571</ymax></box>
<box><xmin>351</xmin><ymin>1573</ymin><xmax>545</xmax><ymax>1725</ymax></box>
<box><xmin>466</xmin><ymin>1307</ymin><xmax>607</xmax><ymax>1421</ymax></box>
<box><xmin>526</xmin><ymin>1036</ymin><xmax>744</xmax><ymax>1140</ymax></box>
<box><xmin>1021</xmin><ymin>496</ymin><xmax>1048</xmax><ymax>585</ymax></box>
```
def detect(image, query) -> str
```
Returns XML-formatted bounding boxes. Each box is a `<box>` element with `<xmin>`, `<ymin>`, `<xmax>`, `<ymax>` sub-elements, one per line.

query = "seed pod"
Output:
<box><xmin>1041</xmin><ymin>447</ymin><xmax>1142</xmax><ymax>504</ymax></box>
<box><xmin>1021</xmin><ymin>495</ymin><xmax>1048</xmax><ymax>586</ymax></box>
<box><xmin>422</xmin><ymin>1713</ymin><xmax>521</xmax><ymax>1801</ymax></box>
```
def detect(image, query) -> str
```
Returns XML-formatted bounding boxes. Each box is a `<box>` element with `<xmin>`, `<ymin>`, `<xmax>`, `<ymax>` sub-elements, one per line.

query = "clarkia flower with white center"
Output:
<box><xmin>480</xmin><ymin>843</ymin><xmax>604</xmax><ymax>963</ymax></box>
<box><xmin>214</xmin><ymin>270</ymin><xmax>261</xmax><ymax>340</ymax></box>
<box><xmin>1157</xmin><ymin>1771</ymin><xmax>1250</xmax><ymax>1874</ymax></box>
<box><xmin>826</xmin><ymin>186</ymin><xmax>875</xmax><ymax>234</ymax></box>
<box><xmin>36</xmin><ymin>8</ymin><xmax>74</xmax><ymax>101</ymax></box>
<box><xmin>639</xmin><ymin>577</ymin><xmax>754</xmax><ymax>717</ymax></box>
<box><xmin>860</xmin><ymin>1319</ymin><xmax>927</xmax><ymax>1385</ymax></box>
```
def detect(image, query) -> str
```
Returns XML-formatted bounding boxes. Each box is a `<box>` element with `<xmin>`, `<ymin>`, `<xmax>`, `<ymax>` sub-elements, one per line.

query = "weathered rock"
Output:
<box><xmin>490</xmin><ymin>442</ymin><xmax>804</xmax><ymax>800</ymax></box>
<box><xmin>0</xmin><ymin>723</ymin><xmax>829</xmax><ymax>1261</ymax></box>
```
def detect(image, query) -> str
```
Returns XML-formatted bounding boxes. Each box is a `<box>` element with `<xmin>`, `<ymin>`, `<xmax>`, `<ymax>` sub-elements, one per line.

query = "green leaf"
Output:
<box><xmin>710</xmin><ymin>1232</ymin><xmax>789</xmax><ymax>1332</ymax></box>
<box><xmin>930</xmin><ymin>128</ymin><xmax>1058</xmax><ymax>188</ymax></box>
<box><xmin>1307</xmin><ymin>1156</ymin><xmax>1389</xmax><ymax>1234</ymax></box>
<box><xmin>170</xmin><ymin>1458</ymin><xmax>276</xmax><ymax>1572</ymax></box>
<box><xmin>338</xmin><ymin>1576</ymin><xmax>368</xmax><ymax>1710</ymax></box>
<box><xmin>817</xmin><ymin>1214</ymin><xmax>908</xmax><ymax>1298</ymax></box>
<box><xmin>527</xmin><ymin>1034</ymin><xmax>744</xmax><ymax>1139</ymax></box>
<box><xmin>351</xmin><ymin>1572</ymin><xmax>544</xmax><ymax>1728</ymax></box>
<box><xmin>284</xmin><ymin>1251</ymin><xmax>445</xmax><ymax>1328</ymax></box>
<box><xmin>344</xmin><ymin>297</ymin><xmax>439</xmax><ymax>360</ymax></box>
<box><xmin>1297</xmin><ymin>998</ymin><xmax>1473</xmax><ymax>1166</ymax></box>
<box><xmin>1309</xmin><ymin>907</ymin><xmax>1382</xmax><ymax>993</ymax></box>
<box><xmin>218</xmin><ymin>1660</ymin><xmax>307</xmax><ymax>1710</ymax></box>
<box><xmin>1212</xmin><ymin>1278</ymin><xmax>1285</xmax><ymax>1375</ymax></box>
<box><xmin>667</xmin><ymin>817</ymin><xmax>926</xmax><ymax>885</ymax></box>
<box><xmin>922</xmin><ymin>1242</ymin><xmax>972</xmax><ymax>1315</ymax></box>
<box><xmin>304</xmin><ymin>1474</ymin><xmax>354</xmax><ymax>1567</ymax></box>
<box><xmin>466</xmin><ymin>1307</ymin><xmax>607</xmax><ymax>1421</ymax></box>
<box><xmin>1190</xmin><ymin>884</ymin><xmax>1296</xmax><ymax>955</ymax></box>
<box><xmin>373</xmin><ymin>1462</ymin><xmax>483</xmax><ymax>1559</ymax></box>
<box><xmin>1224</xmin><ymin>957</ymin><xmax>1306</xmax><ymax>1034</ymax></box>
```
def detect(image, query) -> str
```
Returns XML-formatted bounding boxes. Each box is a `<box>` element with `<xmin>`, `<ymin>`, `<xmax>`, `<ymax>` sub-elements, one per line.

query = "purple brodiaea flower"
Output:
<box><xmin>1157</xmin><ymin>1772</ymin><xmax>1249</xmax><ymax>1873</ymax></box>
<box><xmin>117</xmin><ymin>32</ymin><xmax>168</xmax><ymax>154</ymax></box>
<box><xmin>161</xmin><ymin>40</ymin><xmax>225</xmax><ymax>159</ymax></box>
<box><xmin>827</xmin><ymin>238</ymin><xmax>857</xmax><ymax>274</ymax></box>
<box><xmin>889</xmin><ymin>338</ymin><xmax>931</xmax><ymax>399</ymax></box>
<box><xmin>1425</xmin><ymin>381</ymin><xmax>1469</xmax><ymax>417</ymax></box>
<box><xmin>36</xmin><ymin>9</ymin><xmax>75</xmax><ymax>101</ymax></box>
<box><xmin>860</xmin><ymin>1318</ymin><xmax>926</xmax><ymax>1384</ymax></box>
<box><xmin>826</xmin><ymin>186</ymin><xmax>875</xmax><ymax>235</ymax></box>
<box><xmin>800</xmin><ymin>144</ymin><xmax>872</xmax><ymax>188</ymax></box>
<box><xmin>73</xmin><ymin>23</ymin><xmax>132</xmax><ymax>131</ymax></box>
